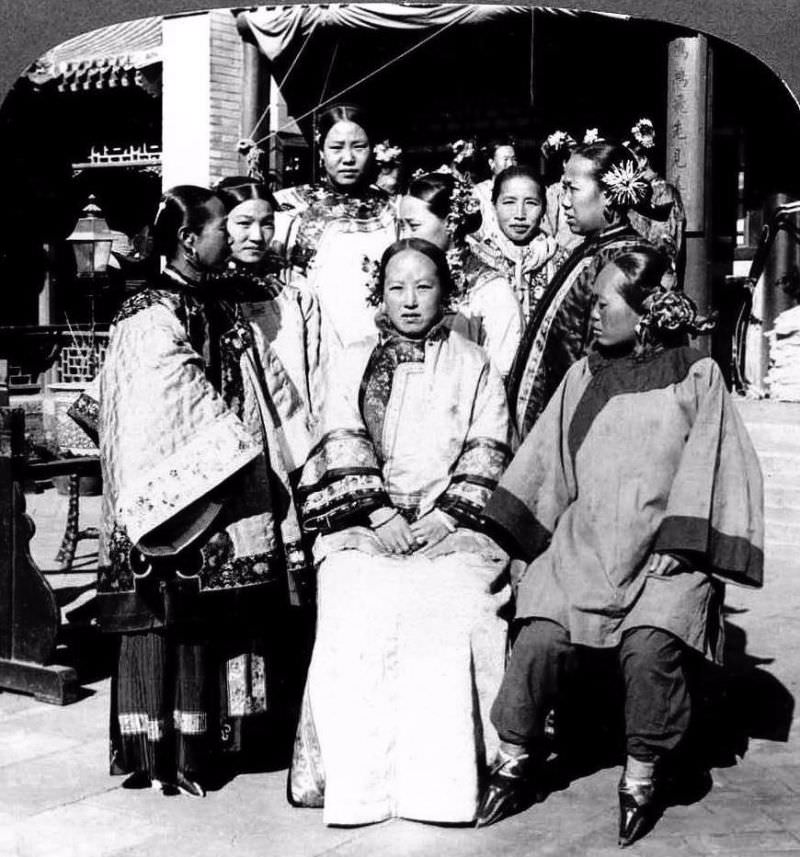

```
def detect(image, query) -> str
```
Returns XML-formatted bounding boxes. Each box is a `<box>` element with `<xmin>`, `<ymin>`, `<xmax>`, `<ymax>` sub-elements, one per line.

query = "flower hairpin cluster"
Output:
<box><xmin>600</xmin><ymin>160</ymin><xmax>650</xmax><ymax>207</ymax></box>
<box><xmin>583</xmin><ymin>128</ymin><xmax>604</xmax><ymax>145</ymax></box>
<box><xmin>374</xmin><ymin>140</ymin><xmax>403</xmax><ymax>166</ymax></box>
<box><xmin>450</xmin><ymin>139</ymin><xmax>476</xmax><ymax>165</ymax></box>
<box><xmin>636</xmin><ymin>289</ymin><xmax>716</xmax><ymax>348</ymax></box>
<box><xmin>630</xmin><ymin>118</ymin><xmax>656</xmax><ymax>150</ymax></box>
<box><xmin>540</xmin><ymin>130</ymin><xmax>577</xmax><ymax>159</ymax></box>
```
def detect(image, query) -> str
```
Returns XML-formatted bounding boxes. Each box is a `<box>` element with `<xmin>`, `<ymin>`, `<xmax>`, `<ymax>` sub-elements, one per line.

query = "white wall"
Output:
<box><xmin>161</xmin><ymin>13</ymin><xmax>211</xmax><ymax>188</ymax></box>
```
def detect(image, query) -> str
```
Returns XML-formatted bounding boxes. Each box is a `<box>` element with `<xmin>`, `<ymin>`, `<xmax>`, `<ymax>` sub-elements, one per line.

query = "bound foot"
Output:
<box><xmin>475</xmin><ymin>747</ymin><xmax>535</xmax><ymax>828</ymax></box>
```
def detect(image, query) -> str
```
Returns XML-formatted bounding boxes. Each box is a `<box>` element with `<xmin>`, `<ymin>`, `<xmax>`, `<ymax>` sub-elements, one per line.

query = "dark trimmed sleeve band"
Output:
<box><xmin>481</xmin><ymin>486</ymin><xmax>553</xmax><ymax>563</ymax></box>
<box><xmin>654</xmin><ymin>514</ymin><xmax>764</xmax><ymax>588</ymax></box>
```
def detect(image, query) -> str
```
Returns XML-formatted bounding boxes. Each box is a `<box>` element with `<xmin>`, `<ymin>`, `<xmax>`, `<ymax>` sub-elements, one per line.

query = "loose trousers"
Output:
<box><xmin>491</xmin><ymin>619</ymin><xmax>691</xmax><ymax>762</ymax></box>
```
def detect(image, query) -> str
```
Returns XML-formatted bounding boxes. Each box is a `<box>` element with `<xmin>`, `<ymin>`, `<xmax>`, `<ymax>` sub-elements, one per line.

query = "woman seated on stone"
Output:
<box><xmin>468</xmin><ymin>165</ymin><xmax>566</xmax><ymax>326</ymax></box>
<box><xmin>288</xmin><ymin>237</ymin><xmax>513</xmax><ymax>826</ymax></box>
<box><xmin>399</xmin><ymin>171</ymin><xmax>523</xmax><ymax>379</ymax></box>
<box><xmin>98</xmin><ymin>185</ymin><xmax>307</xmax><ymax>796</ymax></box>
<box><xmin>475</xmin><ymin>247</ymin><xmax>764</xmax><ymax>846</ymax></box>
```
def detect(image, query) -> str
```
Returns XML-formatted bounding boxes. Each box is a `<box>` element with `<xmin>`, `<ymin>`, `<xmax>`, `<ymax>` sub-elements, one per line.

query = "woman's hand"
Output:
<box><xmin>410</xmin><ymin>510</ymin><xmax>456</xmax><ymax>555</ymax></box>
<box><xmin>373</xmin><ymin>512</ymin><xmax>417</xmax><ymax>554</ymax></box>
<box><xmin>647</xmin><ymin>552</ymin><xmax>683</xmax><ymax>576</ymax></box>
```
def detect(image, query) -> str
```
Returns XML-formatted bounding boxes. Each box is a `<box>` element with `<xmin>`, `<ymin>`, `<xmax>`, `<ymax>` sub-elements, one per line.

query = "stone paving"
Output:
<box><xmin>1</xmin><ymin>486</ymin><xmax>798</xmax><ymax>857</ymax></box>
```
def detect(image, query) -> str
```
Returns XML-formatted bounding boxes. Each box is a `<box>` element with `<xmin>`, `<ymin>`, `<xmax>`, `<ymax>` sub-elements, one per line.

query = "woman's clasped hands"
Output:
<box><xmin>370</xmin><ymin>507</ymin><xmax>456</xmax><ymax>556</ymax></box>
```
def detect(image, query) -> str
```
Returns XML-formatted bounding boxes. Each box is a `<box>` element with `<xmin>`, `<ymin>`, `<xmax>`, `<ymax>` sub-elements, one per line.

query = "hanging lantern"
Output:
<box><xmin>66</xmin><ymin>195</ymin><xmax>114</xmax><ymax>277</ymax></box>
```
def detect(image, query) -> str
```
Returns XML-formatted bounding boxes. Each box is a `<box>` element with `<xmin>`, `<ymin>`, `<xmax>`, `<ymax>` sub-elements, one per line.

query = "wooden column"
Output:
<box><xmin>667</xmin><ymin>34</ymin><xmax>714</xmax><ymax>349</ymax></box>
<box><xmin>238</xmin><ymin>13</ymin><xmax>268</xmax><ymax>174</ymax></box>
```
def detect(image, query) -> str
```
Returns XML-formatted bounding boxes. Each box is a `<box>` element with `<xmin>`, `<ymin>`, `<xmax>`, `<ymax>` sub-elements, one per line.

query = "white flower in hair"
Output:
<box><xmin>583</xmin><ymin>128</ymin><xmax>601</xmax><ymax>144</ymax></box>
<box><xmin>600</xmin><ymin>160</ymin><xmax>649</xmax><ymax>207</ymax></box>
<box><xmin>374</xmin><ymin>140</ymin><xmax>403</xmax><ymax>165</ymax></box>
<box><xmin>631</xmin><ymin>118</ymin><xmax>656</xmax><ymax>149</ymax></box>
<box><xmin>450</xmin><ymin>139</ymin><xmax>475</xmax><ymax>164</ymax></box>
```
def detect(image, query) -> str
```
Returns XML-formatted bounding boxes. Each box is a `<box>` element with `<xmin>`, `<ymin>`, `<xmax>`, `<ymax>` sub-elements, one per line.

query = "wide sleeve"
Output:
<box><xmin>474</xmin><ymin>277</ymin><xmax>524</xmax><ymax>380</ymax></box>
<box><xmin>436</xmin><ymin>360</ymin><xmax>514</xmax><ymax>528</ymax></box>
<box><xmin>482</xmin><ymin>361</ymin><xmax>582</xmax><ymax>561</ymax></box>
<box><xmin>100</xmin><ymin>304</ymin><xmax>260</xmax><ymax>547</ymax></box>
<box><xmin>296</xmin><ymin>343</ymin><xmax>389</xmax><ymax>533</ymax></box>
<box><xmin>653</xmin><ymin>358</ymin><xmax>764</xmax><ymax>587</ymax></box>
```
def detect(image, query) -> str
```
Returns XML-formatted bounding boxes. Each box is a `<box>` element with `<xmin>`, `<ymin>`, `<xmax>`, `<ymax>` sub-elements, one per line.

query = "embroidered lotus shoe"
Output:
<box><xmin>176</xmin><ymin>771</ymin><xmax>206</xmax><ymax>798</ymax></box>
<box><xmin>617</xmin><ymin>768</ymin><xmax>660</xmax><ymax>847</ymax></box>
<box><xmin>475</xmin><ymin>748</ymin><xmax>536</xmax><ymax>828</ymax></box>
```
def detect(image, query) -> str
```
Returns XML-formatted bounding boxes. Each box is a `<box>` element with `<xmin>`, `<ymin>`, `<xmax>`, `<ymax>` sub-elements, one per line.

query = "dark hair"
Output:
<box><xmin>488</xmin><ymin>138</ymin><xmax>516</xmax><ymax>159</ymax></box>
<box><xmin>407</xmin><ymin>172</ymin><xmax>455</xmax><ymax>220</ymax></box>
<box><xmin>610</xmin><ymin>246</ymin><xmax>671</xmax><ymax>313</ymax></box>
<box><xmin>368</xmin><ymin>237</ymin><xmax>454</xmax><ymax>307</ymax></box>
<box><xmin>152</xmin><ymin>185</ymin><xmax>220</xmax><ymax>259</ymax></box>
<box><xmin>570</xmin><ymin>141</ymin><xmax>647</xmax><ymax>212</ymax></box>
<box><xmin>407</xmin><ymin>172</ymin><xmax>482</xmax><ymax>238</ymax></box>
<box><xmin>317</xmin><ymin>103</ymin><xmax>373</xmax><ymax>147</ymax></box>
<box><xmin>491</xmin><ymin>165</ymin><xmax>546</xmax><ymax>207</ymax></box>
<box><xmin>215</xmin><ymin>176</ymin><xmax>277</xmax><ymax>213</ymax></box>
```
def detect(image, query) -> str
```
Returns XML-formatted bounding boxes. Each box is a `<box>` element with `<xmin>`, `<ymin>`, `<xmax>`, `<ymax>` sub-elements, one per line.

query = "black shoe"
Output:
<box><xmin>121</xmin><ymin>771</ymin><xmax>151</xmax><ymax>790</ymax></box>
<box><xmin>475</xmin><ymin>752</ymin><xmax>534</xmax><ymax>828</ymax></box>
<box><xmin>618</xmin><ymin>774</ymin><xmax>660</xmax><ymax>847</ymax></box>
<box><xmin>175</xmin><ymin>771</ymin><xmax>206</xmax><ymax>798</ymax></box>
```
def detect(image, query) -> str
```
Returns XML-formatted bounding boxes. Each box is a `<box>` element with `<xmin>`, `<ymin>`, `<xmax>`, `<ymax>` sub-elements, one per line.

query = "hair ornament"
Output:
<box><xmin>540</xmin><ymin>130</ymin><xmax>577</xmax><ymax>159</ymax></box>
<box><xmin>450</xmin><ymin>138</ymin><xmax>476</xmax><ymax>165</ymax></box>
<box><xmin>583</xmin><ymin>128</ymin><xmax>604</xmax><ymax>145</ymax></box>
<box><xmin>374</xmin><ymin>140</ymin><xmax>403</xmax><ymax>166</ymax></box>
<box><xmin>631</xmin><ymin>118</ymin><xmax>656</xmax><ymax>150</ymax></box>
<box><xmin>635</xmin><ymin>288</ymin><xmax>716</xmax><ymax>348</ymax></box>
<box><xmin>600</xmin><ymin>160</ymin><xmax>650</xmax><ymax>207</ymax></box>
<box><xmin>154</xmin><ymin>197</ymin><xmax>168</xmax><ymax>221</ymax></box>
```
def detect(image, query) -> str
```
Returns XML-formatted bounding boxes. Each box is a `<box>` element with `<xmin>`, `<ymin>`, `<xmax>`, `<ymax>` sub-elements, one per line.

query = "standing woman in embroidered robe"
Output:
<box><xmin>289</xmin><ymin>238</ymin><xmax>513</xmax><ymax>826</ymax></box>
<box><xmin>475</xmin><ymin>247</ymin><xmax>763</xmax><ymax>846</ymax></box>
<box><xmin>275</xmin><ymin>104</ymin><xmax>396</xmax><ymax>362</ymax></box>
<box><xmin>398</xmin><ymin>172</ymin><xmax>523</xmax><ymax>380</ymax></box>
<box><xmin>98</xmin><ymin>186</ymin><xmax>298</xmax><ymax>795</ymax></box>
<box><xmin>467</xmin><ymin>165</ymin><xmax>567</xmax><ymax>328</ymax></box>
<box><xmin>507</xmin><ymin>141</ymin><xmax>658</xmax><ymax>439</ymax></box>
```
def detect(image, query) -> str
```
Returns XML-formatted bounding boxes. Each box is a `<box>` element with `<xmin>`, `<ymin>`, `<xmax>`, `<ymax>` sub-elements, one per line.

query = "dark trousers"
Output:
<box><xmin>491</xmin><ymin>619</ymin><xmax>691</xmax><ymax>762</ymax></box>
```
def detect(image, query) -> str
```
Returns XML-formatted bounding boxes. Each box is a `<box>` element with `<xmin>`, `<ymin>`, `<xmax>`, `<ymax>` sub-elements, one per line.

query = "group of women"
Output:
<box><xmin>92</xmin><ymin>103</ymin><xmax>764</xmax><ymax>847</ymax></box>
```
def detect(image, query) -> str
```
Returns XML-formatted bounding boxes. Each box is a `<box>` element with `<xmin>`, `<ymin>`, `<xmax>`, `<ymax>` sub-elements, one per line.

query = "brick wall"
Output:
<box><xmin>209</xmin><ymin>9</ymin><xmax>244</xmax><ymax>183</ymax></box>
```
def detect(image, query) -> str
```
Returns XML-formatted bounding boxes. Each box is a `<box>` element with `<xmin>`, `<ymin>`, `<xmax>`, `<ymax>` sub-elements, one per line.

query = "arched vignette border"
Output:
<box><xmin>0</xmin><ymin>0</ymin><xmax>798</xmax><ymax>109</ymax></box>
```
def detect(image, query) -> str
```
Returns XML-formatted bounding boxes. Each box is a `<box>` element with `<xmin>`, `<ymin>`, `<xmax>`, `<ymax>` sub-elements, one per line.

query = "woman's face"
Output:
<box><xmin>495</xmin><ymin>176</ymin><xmax>544</xmax><ymax>246</ymax></box>
<box><xmin>561</xmin><ymin>154</ymin><xmax>612</xmax><ymax>235</ymax></box>
<box><xmin>383</xmin><ymin>249</ymin><xmax>443</xmax><ymax>339</ymax></box>
<box><xmin>397</xmin><ymin>195</ymin><xmax>450</xmax><ymax>250</ymax></box>
<box><xmin>191</xmin><ymin>197</ymin><xmax>229</xmax><ymax>270</ymax></box>
<box><xmin>489</xmin><ymin>145</ymin><xmax>517</xmax><ymax>176</ymax></box>
<box><xmin>590</xmin><ymin>262</ymin><xmax>642</xmax><ymax>347</ymax></box>
<box><xmin>226</xmin><ymin>199</ymin><xmax>275</xmax><ymax>266</ymax></box>
<box><xmin>321</xmin><ymin>120</ymin><xmax>371</xmax><ymax>190</ymax></box>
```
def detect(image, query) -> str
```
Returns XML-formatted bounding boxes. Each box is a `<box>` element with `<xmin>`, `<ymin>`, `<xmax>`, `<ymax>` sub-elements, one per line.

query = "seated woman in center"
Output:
<box><xmin>288</xmin><ymin>237</ymin><xmax>513</xmax><ymax>826</ymax></box>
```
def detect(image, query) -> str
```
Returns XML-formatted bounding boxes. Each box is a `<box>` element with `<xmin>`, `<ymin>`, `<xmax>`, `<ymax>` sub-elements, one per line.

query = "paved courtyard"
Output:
<box><xmin>0</xmin><ymin>485</ymin><xmax>798</xmax><ymax>857</ymax></box>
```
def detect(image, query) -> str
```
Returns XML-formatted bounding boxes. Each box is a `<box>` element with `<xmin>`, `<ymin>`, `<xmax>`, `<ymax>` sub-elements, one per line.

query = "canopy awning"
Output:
<box><xmin>26</xmin><ymin>16</ymin><xmax>161</xmax><ymax>93</ymax></box>
<box><xmin>240</xmin><ymin>5</ymin><xmax>565</xmax><ymax>62</ymax></box>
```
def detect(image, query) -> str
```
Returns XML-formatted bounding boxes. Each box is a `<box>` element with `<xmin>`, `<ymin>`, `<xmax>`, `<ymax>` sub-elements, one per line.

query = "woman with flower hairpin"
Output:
<box><xmin>507</xmin><ymin>140</ymin><xmax>662</xmax><ymax>439</ymax></box>
<box><xmin>398</xmin><ymin>171</ymin><xmax>523</xmax><ymax>379</ymax></box>
<box><xmin>476</xmin><ymin>245</ymin><xmax>763</xmax><ymax>847</ymax></box>
<box><xmin>288</xmin><ymin>237</ymin><xmax>512</xmax><ymax>825</ymax></box>
<box><xmin>540</xmin><ymin>130</ymin><xmax>582</xmax><ymax>253</ymax></box>
<box><xmin>274</xmin><ymin>104</ymin><xmax>396</xmax><ymax>364</ymax></box>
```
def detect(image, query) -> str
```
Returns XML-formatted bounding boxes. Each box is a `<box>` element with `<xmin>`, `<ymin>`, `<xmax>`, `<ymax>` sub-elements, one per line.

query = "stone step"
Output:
<box><xmin>765</xmin><ymin>503</ymin><xmax>800</xmax><ymax>525</ymax></box>
<box><xmin>765</xmin><ymin>519</ymin><xmax>800</xmax><ymax>544</ymax></box>
<box><xmin>756</xmin><ymin>452</ymin><xmax>800</xmax><ymax>487</ymax></box>
<box><xmin>735</xmin><ymin>398</ymin><xmax>800</xmax><ymax>425</ymax></box>
<box><xmin>744</xmin><ymin>423</ymin><xmax>800</xmax><ymax>455</ymax></box>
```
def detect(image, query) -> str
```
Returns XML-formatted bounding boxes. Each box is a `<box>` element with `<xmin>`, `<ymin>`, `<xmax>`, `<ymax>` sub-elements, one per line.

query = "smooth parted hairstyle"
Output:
<box><xmin>491</xmin><ymin>165</ymin><xmax>547</xmax><ymax>208</ymax></box>
<box><xmin>407</xmin><ymin>172</ymin><xmax>482</xmax><ymax>240</ymax></box>
<box><xmin>367</xmin><ymin>237</ymin><xmax>455</xmax><ymax>308</ymax></box>
<box><xmin>316</xmin><ymin>103</ymin><xmax>374</xmax><ymax>147</ymax></box>
<box><xmin>215</xmin><ymin>176</ymin><xmax>278</xmax><ymax>214</ymax></box>
<box><xmin>571</xmin><ymin>141</ymin><xmax>652</xmax><ymax>213</ymax></box>
<box><xmin>609</xmin><ymin>246</ymin><xmax>715</xmax><ymax>348</ymax></box>
<box><xmin>152</xmin><ymin>185</ymin><xmax>219</xmax><ymax>259</ymax></box>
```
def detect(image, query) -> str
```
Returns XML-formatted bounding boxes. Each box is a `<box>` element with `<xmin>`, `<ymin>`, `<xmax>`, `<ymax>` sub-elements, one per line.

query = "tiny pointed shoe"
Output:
<box><xmin>475</xmin><ymin>752</ymin><xmax>533</xmax><ymax>828</ymax></box>
<box><xmin>176</xmin><ymin>771</ymin><xmax>206</xmax><ymax>798</ymax></box>
<box><xmin>618</xmin><ymin>775</ymin><xmax>658</xmax><ymax>847</ymax></box>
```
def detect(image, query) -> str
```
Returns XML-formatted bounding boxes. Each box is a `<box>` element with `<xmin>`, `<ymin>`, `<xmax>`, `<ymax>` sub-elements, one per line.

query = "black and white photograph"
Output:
<box><xmin>0</xmin><ymin>1</ymin><xmax>797</xmax><ymax>854</ymax></box>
